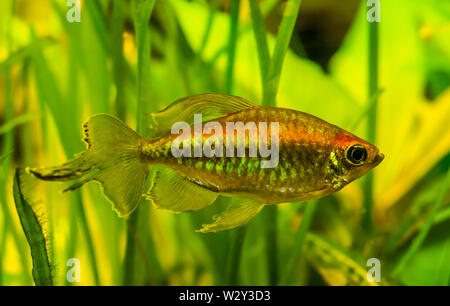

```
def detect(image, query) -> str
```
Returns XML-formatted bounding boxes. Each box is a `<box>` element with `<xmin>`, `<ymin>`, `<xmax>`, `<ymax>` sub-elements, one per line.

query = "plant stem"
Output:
<box><xmin>64</xmin><ymin>200</ymin><xmax>79</xmax><ymax>286</ymax></box>
<box><xmin>75</xmin><ymin>191</ymin><xmax>101</xmax><ymax>285</ymax></box>
<box><xmin>0</xmin><ymin>222</ymin><xmax>7</xmax><ymax>285</ymax></box>
<box><xmin>134</xmin><ymin>0</ymin><xmax>155</xmax><ymax>133</ymax></box>
<box><xmin>280</xmin><ymin>200</ymin><xmax>316</xmax><ymax>285</ymax></box>
<box><xmin>84</xmin><ymin>0</ymin><xmax>109</xmax><ymax>53</ymax></box>
<box><xmin>393</xmin><ymin>167</ymin><xmax>450</xmax><ymax>277</ymax></box>
<box><xmin>223</xmin><ymin>1</ymin><xmax>247</xmax><ymax>286</ymax></box>
<box><xmin>224</xmin><ymin>0</ymin><xmax>240</xmax><ymax>94</ymax></box>
<box><xmin>123</xmin><ymin>0</ymin><xmax>156</xmax><ymax>285</ymax></box>
<box><xmin>198</xmin><ymin>0</ymin><xmax>219</xmax><ymax>59</ymax></box>
<box><xmin>250</xmin><ymin>0</ymin><xmax>303</xmax><ymax>286</ymax></box>
<box><xmin>209</xmin><ymin>0</ymin><xmax>275</xmax><ymax>68</ymax></box>
<box><xmin>263</xmin><ymin>206</ymin><xmax>278</xmax><ymax>285</ymax></box>
<box><xmin>122</xmin><ymin>212</ymin><xmax>138</xmax><ymax>285</ymax></box>
<box><xmin>112</xmin><ymin>0</ymin><xmax>126</xmax><ymax>120</ymax></box>
<box><xmin>262</xmin><ymin>0</ymin><xmax>302</xmax><ymax>106</ymax></box>
<box><xmin>225</xmin><ymin>226</ymin><xmax>248</xmax><ymax>285</ymax></box>
<box><xmin>249</xmin><ymin>0</ymin><xmax>271</xmax><ymax>88</ymax></box>
<box><xmin>362</xmin><ymin>17</ymin><xmax>379</xmax><ymax>233</ymax></box>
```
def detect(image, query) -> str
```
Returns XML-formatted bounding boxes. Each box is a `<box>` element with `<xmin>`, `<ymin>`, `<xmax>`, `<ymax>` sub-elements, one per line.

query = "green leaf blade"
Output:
<box><xmin>13</xmin><ymin>169</ymin><xmax>53</xmax><ymax>286</ymax></box>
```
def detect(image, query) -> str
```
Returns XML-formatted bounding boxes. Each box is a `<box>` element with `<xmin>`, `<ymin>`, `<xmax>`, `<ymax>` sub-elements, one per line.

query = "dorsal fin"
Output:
<box><xmin>147</xmin><ymin>93</ymin><xmax>257</xmax><ymax>138</ymax></box>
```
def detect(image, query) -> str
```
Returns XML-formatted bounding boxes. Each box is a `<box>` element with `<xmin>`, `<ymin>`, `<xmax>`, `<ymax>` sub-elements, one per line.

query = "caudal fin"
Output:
<box><xmin>28</xmin><ymin>114</ymin><xmax>148</xmax><ymax>217</ymax></box>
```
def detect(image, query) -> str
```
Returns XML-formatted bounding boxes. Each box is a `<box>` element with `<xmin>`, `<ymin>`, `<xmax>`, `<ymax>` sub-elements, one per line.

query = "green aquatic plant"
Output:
<box><xmin>13</xmin><ymin>169</ymin><xmax>52</xmax><ymax>286</ymax></box>
<box><xmin>393</xmin><ymin>167</ymin><xmax>450</xmax><ymax>277</ymax></box>
<box><xmin>0</xmin><ymin>0</ymin><xmax>449</xmax><ymax>286</ymax></box>
<box><xmin>362</xmin><ymin>9</ymin><xmax>379</xmax><ymax>233</ymax></box>
<box><xmin>122</xmin><ymin>0</ymin><xmax>157</xmax><ymax>286</ymax></box>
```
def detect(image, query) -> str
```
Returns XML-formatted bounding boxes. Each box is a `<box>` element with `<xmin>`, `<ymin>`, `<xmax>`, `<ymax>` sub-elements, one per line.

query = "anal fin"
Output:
<box><xmin>197</xmin><ymin>200</ymin><xmax>264</xmax><ymax>233</ymax></box>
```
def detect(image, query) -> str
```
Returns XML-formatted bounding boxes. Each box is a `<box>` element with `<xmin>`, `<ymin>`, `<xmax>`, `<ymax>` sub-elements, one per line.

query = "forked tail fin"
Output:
<box><xmin>28</xmin><ymin>114</ymin><xmax>148</xmax><ymax>217</ymax></box>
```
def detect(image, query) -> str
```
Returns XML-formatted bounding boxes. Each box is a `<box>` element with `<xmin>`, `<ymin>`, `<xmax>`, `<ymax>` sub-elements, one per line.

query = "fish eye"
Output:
<box><xmin>345</xmin><ymin>144</ymin><xmax>367</xmax><ymax>166</ymax></box>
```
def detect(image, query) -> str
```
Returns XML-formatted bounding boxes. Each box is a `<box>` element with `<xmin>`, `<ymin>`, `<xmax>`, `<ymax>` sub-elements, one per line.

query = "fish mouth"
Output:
<box><xmin>373</xmin><ymin>152</ymin><xmax>385</xmax><ymax>167</ymax></box>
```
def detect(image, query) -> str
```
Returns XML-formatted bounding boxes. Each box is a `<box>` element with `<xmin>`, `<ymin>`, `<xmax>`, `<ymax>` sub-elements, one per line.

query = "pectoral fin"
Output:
<box><xmin>144</xmin><ymin>165</ymin><xmax>218</xmax><ymax>212</ymax></box>
<box><xmin>197</xmin><ymin>200</ymin><xmax>264</xmax><ymax>233</ymax></box>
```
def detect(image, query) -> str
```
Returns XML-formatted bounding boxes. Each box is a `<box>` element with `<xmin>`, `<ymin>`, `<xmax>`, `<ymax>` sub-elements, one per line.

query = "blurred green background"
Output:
<box><xmin>0</xmin><ymin>0</ymin><xmax>449</xmax><ymax>286</ymax></box>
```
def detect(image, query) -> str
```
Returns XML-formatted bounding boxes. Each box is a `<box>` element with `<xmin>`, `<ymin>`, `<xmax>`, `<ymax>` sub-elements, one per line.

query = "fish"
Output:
<box><xmin>27</xmin><ymin>93</ymin><xmax>384</xmax><ymax>233</ymax></box>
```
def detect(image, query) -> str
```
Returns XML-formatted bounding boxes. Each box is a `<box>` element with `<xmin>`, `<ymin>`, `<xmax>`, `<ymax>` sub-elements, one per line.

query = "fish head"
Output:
<box><xmin>327</xmin><ymin>130</ymin><xmax>384</xmax><ymax>189</ymax></box>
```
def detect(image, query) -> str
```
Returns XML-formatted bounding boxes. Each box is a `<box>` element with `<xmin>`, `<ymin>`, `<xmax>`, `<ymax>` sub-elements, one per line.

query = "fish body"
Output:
<box><xmin>141</xmin><ymin>105</ymin><xmax>382</xmax><ymax>204</ymax></box>
<box><xmin>28</xmin><ymin>94</ymin><xmax>384</xmax><ymax>232</ymax></box>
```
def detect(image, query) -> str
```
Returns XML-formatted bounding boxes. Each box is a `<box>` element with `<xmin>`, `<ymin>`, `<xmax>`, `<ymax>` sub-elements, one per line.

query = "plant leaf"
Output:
<box><xmin>171</xmin><ymin>0</ymin><xmax>358</xmax><ymax>126</ymax></box>
<box><xmin>0</xmin><ymin>151</ymin><xmax>12</xmax><ymax>165</ymax></box>
<box><xmin>13</xmin><ymin>168</ymin><xmax>52</xmax><ymax>286</ymax></box>
<box><xmin>329</xmin><ymin>0</ymin><xmax>450</xmax><ymax>213</ymax></box>
<box><xmin>304</xmin><ymin>233</ymin><xmax>386</xmax><ymax>286</ymax></box>
<box><xmin>0</xmin><ymin>113</ymin><xmax>40</xmax><ymax>135</ymax></box>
